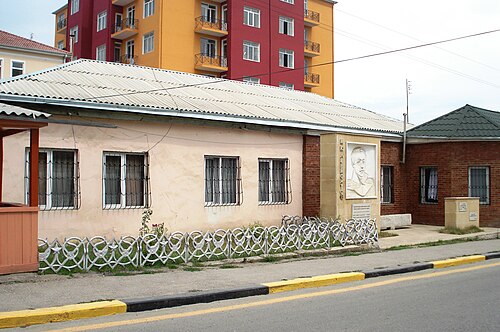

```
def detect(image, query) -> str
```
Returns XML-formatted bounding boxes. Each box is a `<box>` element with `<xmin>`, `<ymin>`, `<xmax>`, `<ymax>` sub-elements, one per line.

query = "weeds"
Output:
<box><xmin>439</xmin><ymin>226</ymin><xmax>483</xmax><ymax>235</ymax></box>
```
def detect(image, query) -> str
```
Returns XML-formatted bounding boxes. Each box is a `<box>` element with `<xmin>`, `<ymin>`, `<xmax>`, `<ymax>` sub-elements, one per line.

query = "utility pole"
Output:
<box><xmin>406</xmin><ymin>78</ymin><xmax>412</xmax><ymax>124</ymax></box>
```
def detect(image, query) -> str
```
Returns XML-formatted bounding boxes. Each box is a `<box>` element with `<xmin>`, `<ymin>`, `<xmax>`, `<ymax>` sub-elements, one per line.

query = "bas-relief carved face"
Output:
<box><xmin>351</xmin><ymin>147</ymin><xmax>369</xmax><ymax>182</ymax></box>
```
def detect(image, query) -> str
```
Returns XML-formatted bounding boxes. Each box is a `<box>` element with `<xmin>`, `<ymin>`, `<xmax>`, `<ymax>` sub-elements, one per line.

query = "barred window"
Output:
<box><xmin>468</xmin><ymin>166</ymin><xmax>490</xmax><ymax>204</ymax></box>
<box><xmin>259</xmin><ymin>159</ymin><xmax>290</xmax><ymax>205</ymax></box>
<box><xmin>381</xmin><ymin>166</ymin><xmax>393</xmax><ymax>204</ymax></box>
<box><xmin>26</xmin><ymin>149</ymin><xmax>80</xmax><ymax>210</ymax></box>
<box><xmin>103</xmin><ymin>152</ymin><xmax>149</xmax><ymax>209</ymax></box>
<box><xmin>420</xmin><ymin>167</ymin><xmax>438</xmax><ymax>203</ymax></box>
<box><xmin>205</xmin><ymin>156</ymin><xmax>241</xmax><ymax>206</ymax></box>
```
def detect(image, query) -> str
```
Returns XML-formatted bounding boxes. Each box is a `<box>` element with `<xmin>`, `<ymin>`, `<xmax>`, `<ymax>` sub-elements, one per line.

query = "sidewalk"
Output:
<box><xmin>0</xmin><ymin>225</ymin><xmax>498</xmax><ymax>313</ymax></box>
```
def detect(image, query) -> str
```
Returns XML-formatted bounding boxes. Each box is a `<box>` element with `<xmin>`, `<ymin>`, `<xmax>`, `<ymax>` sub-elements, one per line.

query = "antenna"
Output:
<box><xmin>406</xmin><ymin>78</ymin><xmax>412</xmax><ymax>123</ymax></box>
<box><xmin>30</xmin><ymin>33</ymin><xmax>34</xmax><ymax>40</ymax></box>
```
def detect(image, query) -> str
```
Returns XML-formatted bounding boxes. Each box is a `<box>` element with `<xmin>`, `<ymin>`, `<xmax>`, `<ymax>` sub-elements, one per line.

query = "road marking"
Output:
<box><xmin>49</xmin><ymin>261</ymin><xmax>500</xmax><ymax>332</ymax></box>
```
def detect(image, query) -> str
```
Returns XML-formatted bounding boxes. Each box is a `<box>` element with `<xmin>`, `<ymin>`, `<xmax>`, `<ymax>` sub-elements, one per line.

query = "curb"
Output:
<box><xmin>0</xmin><ymin>300</ymin><xmax>126</xmax><ymax>329</ymax></box>
<box><xmin>1</xmin><ymin>251</ymin><xmax>498</xmax><ymax>329</ymax></box>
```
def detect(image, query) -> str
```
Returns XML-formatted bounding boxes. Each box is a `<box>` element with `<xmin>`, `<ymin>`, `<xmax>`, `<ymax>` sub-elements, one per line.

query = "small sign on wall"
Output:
<box><xmin>469</xmin><ymin>212</ymin><xmax>478</xmax><ymax>221</ymax></box>
<box><xmin>459</xmin><ymin>202</ymin><xmax>468</xmax><ymax>212</ymax></box>
<box><xmin>352</xmin><ymin>204</ymin><xmax>371</xmax><ymax>220</ymax></box>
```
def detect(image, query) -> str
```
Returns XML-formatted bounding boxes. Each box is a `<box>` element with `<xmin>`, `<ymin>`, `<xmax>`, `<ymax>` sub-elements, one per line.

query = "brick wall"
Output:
<box><xmin>380</xmin><ymin>142</ymin><xmax>408</xmax><ymax>215</ymax></box>
<box><xmin>302</xmin><ymin>135</ymin><xmax>320</xmax><ymax>217</ymax></box>
<box><xmin>403</xmin><ymin>141</ymin><xmax>500</xmax><ymax>227</ymax></box>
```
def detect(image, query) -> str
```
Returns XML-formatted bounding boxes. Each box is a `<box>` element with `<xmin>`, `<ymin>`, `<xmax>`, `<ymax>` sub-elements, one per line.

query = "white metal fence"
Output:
<box><xmin>38</xmin><ymin>217</ymin><xmax>378</xmax><ymax>273</ymax></box>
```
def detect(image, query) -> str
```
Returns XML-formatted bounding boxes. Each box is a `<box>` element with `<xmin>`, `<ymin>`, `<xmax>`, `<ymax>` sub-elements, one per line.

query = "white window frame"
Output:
<box><xmin>25</xmin><ymin>149</ymin><xmax>79</xmax><ymax>210</ymax></box>
<box><xmin>279</xmin><ymin>82</ymin><xmax>294</xmax><ymax>90</ymax></box>
<box><xmin>144</xmin><ymin>0</ymin><xmax>155</xmax><ymax>18</ymax></box>
<box><xmin>200</xmin><ymin>38</ymin><xmax>217</xmax><ymax>57</ymax></box>
<box><xmin>126</xmin><ymin>39</ymin><xmax>135</xmax><ymax>58</ymax></box>
<box><xmin>420</xmin><ymin>167</ymin><xmax>438</xmax><ymax>204</ymax></box>
<box><xmin>96</xmin><ymin>44</ymin><xmax>106</xmax><ymax>61</ymax></box>
<box><xmin>11</xmin><ymin>60</ymin><xmax>25</xmax><ymax>77</ymax></box>
<box><xmin>204</xmin><ymin>156</ymin><xmax>241</xmax><ymax>206</ymax></box>
<box><xmin>258</xmin><ymin>158</ymin><xmax>290</xmax><ymax>205</ymax></box>
<box><xmin>69</xmin><ymin>26</ymin><xmax>79</xmax><ymax>43</ymax></box>
<box><xmin>243</xmin><ymin>40</ymin><xmax>260</xmax><ymax>62</ymax></box>
<box><xmin>243</xmin><ymin>6</ymin><xmax>260</xmax><ymax>28</ymax></box>
<box><xmin>102</xmin><ymin>152</ymin><xmax>148</xmax><ymax>209</ymax></box>
<box><xmin>281</xmin><ymin>0</ymin><xmax>294</xmax><ymax>4</ymax></box>
<box><xmin>0</xmin><ymin>58</ymin><xmax>4</xmax><ymax>80</ymax></box>
<box><xmin>279</xmin><ymin>16</ymin><xmax>294</xmax><ymax>36</ymax></box>
<box><xmin>468</xmin><ymin>166</ymin><xmax>490</xmax><ymax>205</ymax></box>
<box><xmin>279</xmin><ymin>49</ymin><xmax>294</xmax><ymax>68</ymax></box>
<box><xmin>201</xmin><ymin>3</ymin><xmax>217</xmax><ymax>23</ymax></box>
<box><xmin>70</xmin><ymin>0</ymin><xmax>80</xmax><ymax>15</ymax></box>
<box><xmin>243</xmin><ymin>77</ymin><xmax>260</xmax><ymax>84</ymax></box>
<box><xmin>57</xmin><ymin>40</ymin><xmax>64</xmax><ymax>50</ymax></box>
<box><xmin>143</xmin><ymin>31</ymin><xmax>154</xmax><ymax>54</ymax></box>
<box><xmin>97</xmin><ymin>11</ymin><xmax>107</xmax><ymax>32</ymax></box>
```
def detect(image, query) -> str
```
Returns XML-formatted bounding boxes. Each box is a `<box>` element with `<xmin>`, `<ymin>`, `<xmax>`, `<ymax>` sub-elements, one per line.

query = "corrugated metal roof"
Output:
<box><xmin>408</xmin><ymin>104</ymin><xmax>500</xmax><ymax>138</ymax></box>
<box><xmin>0</xmin><ymin>29</ymin><xmax>68</xmax><ymax>56</ymax></box>
<box><xmin>0</xmin><ymin>102</ymin><xmax>50</xmax><ymax>119</ymax></box>
<box><xmin>0</xmin><ymin>59</ymin><xmax>405</xmax><ymax>134</ymax></box>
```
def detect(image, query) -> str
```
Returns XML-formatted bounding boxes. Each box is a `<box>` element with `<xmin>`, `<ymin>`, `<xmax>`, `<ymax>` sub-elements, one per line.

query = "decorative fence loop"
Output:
<box><xmin>38</xmin><ymin>216</ymin><xmax>378</xmax><ymax>273</ymax></box>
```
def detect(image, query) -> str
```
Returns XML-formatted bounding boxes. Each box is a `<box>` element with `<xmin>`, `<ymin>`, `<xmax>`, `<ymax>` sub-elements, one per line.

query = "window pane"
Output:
<box><xmin>272</xmin><ymin>160</ymin><xmax>286</xmax><ymax>202</ymax></box>
<box><xmin>259</xmin><ymin>161</ymin><xmax>270</xmax><ymax>201</ymax></box>
<box><xmin>105</xmin><ymin>155</ymin><xmax>121</xmax><ymax>205</ymax></box>
<box><xmin>38</xmin><ymin>152</ymin><xmax>47</xmax><ymax>206</ymax></box>
<box><xmin>126</xmin><ymin>154</ymin><xmax>145</xmax><ymax>206</ymax></box>
<box><xmin>205</xmin><ymin>158</ymin><xmax>220</xmax><ymax>204</ymax></box>
<box><xmin>52</xmin><ymin>151</ymin><xmax>75</xmax><ymax>208</ymax></box>
<box><xmin>469</xmin><ymin>168</ymin><xmax>488</xmax><ymax>204</ymax></box>
<box><xmin>221</xmin><ymin>158</ymin><xmax>236</xmax><ymax>204</ymax></box>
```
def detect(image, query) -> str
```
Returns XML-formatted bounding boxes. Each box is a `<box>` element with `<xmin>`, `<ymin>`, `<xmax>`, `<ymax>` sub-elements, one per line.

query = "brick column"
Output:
<box><xmin>302</xmin><ymin>135</ymin><xmax>320</xmax><ymax>217</ymax></box>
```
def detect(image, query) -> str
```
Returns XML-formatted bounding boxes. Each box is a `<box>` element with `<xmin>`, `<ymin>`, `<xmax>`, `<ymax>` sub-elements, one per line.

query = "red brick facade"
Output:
<box><xmin>302</xmin><ymin>135</ymin><xmax>320</xmax><ymax>217</ymax></box>
<box><xmin>381</xmin><ymin>141</ymin><xmax>500</xmax><ymax>228</ymax></box>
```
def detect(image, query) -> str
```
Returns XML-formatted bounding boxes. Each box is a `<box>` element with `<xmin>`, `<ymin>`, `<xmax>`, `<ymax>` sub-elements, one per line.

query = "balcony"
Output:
<box><xmin>304</xmin><ymin>40</ymin><xmax>320</xmax><ymax>57</ymax></box>
<box><xmin>304</xmin><ymin>10</ymin><xmax>320</xmax><ymax>26</ymax></box>
<box><xmin>112</xmin><ymin>0</ymin><xmax>135</xmax><ymax>6</ymax></box>
<box><xmin>57</xmin><ymin>18</ymin><xmax>67</xmax><ymax>32</ymax></box>
<box><xmin>112</xmin><ymin>18</ymin><xmax>139</xmax><ymax>40</ymax></box>
<box><xmin>195</xmin><ymin>54</ymin><xmax>228</xmax><ymax>72</ymax></box>
<box><xmin>194</xmin><ymin>16</ymin><xmax>228</xmax><ymax>37</ymax></box>
<box><xmin>304</xmin><ymin>72</ymin><xmax>320</xmax><ymax>88</ymax></box>
<box><xmin>115</xmin><ymin>54</ymin><xmax>138</xmax><ymax>65</ymax></box>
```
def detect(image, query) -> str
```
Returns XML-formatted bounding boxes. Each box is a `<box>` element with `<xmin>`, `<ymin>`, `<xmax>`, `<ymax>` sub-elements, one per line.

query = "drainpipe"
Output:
<box><xmin>401</xmin><ymin>113</ymin><xmax>407</xmax><ymax>164</ymax></box>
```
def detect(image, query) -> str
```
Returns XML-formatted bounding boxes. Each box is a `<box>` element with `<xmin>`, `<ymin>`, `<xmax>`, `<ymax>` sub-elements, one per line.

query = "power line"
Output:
<box><xmin>83</xmin><ymin>27</ymin><xmax>500</xmax><ymax>101</ymax></box>
<box><xmin>336</xmin><ymin>8</ymin><xmax>500</xmax><ymax>72</ymax></box>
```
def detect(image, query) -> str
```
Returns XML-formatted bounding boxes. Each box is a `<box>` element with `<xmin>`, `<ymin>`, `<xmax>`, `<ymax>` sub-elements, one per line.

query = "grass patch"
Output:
<box><xmin>439</xmin><ymin>226</ymin><xmax>483</xmax><ymax>235</ymax></box>
<box><xmin>183</xmin><ymin>267</ymin><xmax>202</xmax><ymax>272</ymax></box>
<box><xmin>379</xmin><ymin>231</ymin><xmax>398</xmax><ymax>238</ymax></box>
<box><xmin>219</xmin><ymin>264</ymin><xmax>241</xmax><ymax>269</ymax></box>
<box><xmin>262</xmin><ymin>255</ymin><xmax>279</xmax><ymax>263</ymax></box>
<box><xmin>386</xmin><ymin>237</ymin><xmax>480</xmax><ymax>251</ymax></box>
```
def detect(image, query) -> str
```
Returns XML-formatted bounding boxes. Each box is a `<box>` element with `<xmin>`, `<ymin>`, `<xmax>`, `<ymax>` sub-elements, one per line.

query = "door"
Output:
<box><xmin>221</xmin><ymin>4</ymin><xmax>228</xmax><ymax>30</ymax></box>
<box><xmin>221</xmin><ymin>39</ymin><xmax>228</xmax><ymax>66</ymax></box>
<box><xmin>201</xmin><ymin>3</ymin><xmax>216</xmax><ymax>23</ymax></box>
<box><xmin>126</xmin><ymin>6</ymin><xmax>136</xmax><ymax>27</ymax></box>
<box><xmin>201</xmin><ymin>38</ymin><xmax>216</xmax><ymax>58</ymax></box>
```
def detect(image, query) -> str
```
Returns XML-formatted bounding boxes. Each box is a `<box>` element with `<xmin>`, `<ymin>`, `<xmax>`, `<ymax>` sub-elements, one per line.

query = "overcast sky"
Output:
<box><xmin>0</xmin><ymin>0</ymin><xmax>499</xmax><ymax>125</ymax></box>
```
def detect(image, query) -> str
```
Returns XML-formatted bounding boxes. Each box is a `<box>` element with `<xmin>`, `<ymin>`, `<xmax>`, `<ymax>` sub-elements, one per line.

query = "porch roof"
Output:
<box><xmin>0</xmin><ymin>59</ymin><xmax>405</xmax><ymax>137</ymax></box>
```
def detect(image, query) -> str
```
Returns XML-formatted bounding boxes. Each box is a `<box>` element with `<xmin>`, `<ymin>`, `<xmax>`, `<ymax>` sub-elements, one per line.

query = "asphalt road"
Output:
<box><xmin>20</xmin><ymin>260</ymin><xmax>500</xmax><ymax>332</ymax></box>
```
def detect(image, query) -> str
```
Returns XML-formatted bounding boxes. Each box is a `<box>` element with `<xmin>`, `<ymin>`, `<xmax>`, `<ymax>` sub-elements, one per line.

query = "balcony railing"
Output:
<box><xmin>304</xmin><ymin>72</ymin><xmax>320</xmax><ymax>86</ymax></box>
<box><xmin>304</xmin><ymin>10</ymin><xmax>320</xmax><ymax>25</ymax></box>
<box><xmin>57</xmin><ymin>18</ymin><xmax>67</xmax><ymax>31</ymax></box>
<box><xmin>304</xmin><ymin>40</ymin><xmax>320</xmax><ymax>54</ymax></box>
<box><xmin>195</xmin><ymin>16</ymin><xmax>228</xmax><ymax>35</ymax></box>
<box><xmin>115</xmin><ymin>54</ymin><xmax>138</xmax><ymax>65</ymax></box>
<box><xmin>195</xmin><ymin>53</ymin><xmax>228</xmax><ymax>72</ymax></box>
<box><xmin>112</xmin><ymin>18</ymin><xmax>139</xmax><ymax>37</ymax></box>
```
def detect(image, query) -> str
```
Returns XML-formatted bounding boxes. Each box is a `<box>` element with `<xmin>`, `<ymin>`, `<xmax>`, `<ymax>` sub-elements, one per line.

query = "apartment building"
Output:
<box><xmin>53</xmin><ymin>0</ymin><xmax>335</xmax><ymax>97</ymax></box>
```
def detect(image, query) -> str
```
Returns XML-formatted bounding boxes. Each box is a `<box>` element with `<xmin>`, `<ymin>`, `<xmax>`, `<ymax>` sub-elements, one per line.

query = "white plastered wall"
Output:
<box><xmin>3</xmin><ymin>116</ymin><xmax>303</xmax><ymax>240</ymax></box>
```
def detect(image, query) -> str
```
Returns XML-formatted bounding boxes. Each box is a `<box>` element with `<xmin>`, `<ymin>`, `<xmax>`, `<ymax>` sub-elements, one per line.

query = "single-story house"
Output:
<box><xmin>0</xmin><ymin>59</ymin><xmax>405</xmax><ymax>239</ymax></box>
<box><xmin>380</xmin><ymin>104</ymin><xmax>499</xmax><ymax>228</ymax></box>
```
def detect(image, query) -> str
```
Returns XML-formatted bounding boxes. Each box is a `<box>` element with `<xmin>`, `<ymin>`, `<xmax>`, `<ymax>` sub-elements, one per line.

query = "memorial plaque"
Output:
<box><xmin>352</xmin><ymin>204</ymin><xmax>371</xmax><ymax>220</ymax></box>
<box><xmin>459</xmin><ymin>202</ymin><xmax>467</xmax><ymax>212</ymax></box>
<box><xmin>469</xmin><ymin>212</ymin><xmax>478</xmax><ymax>221</ymax></box>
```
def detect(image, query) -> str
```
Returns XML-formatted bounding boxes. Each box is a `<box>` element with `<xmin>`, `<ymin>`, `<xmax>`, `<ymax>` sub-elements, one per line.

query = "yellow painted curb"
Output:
<box><xmin>0</xmin><ymin>300</ymin><xmax>126</xmax><ymax>329</ymax></box>
<box><xmin>263</xmin><ymin>272</ymin><xmax>365</xmax><ymax>294</ymax></box>
<box><xmin>432</xmin><ymin>255</ymin><xmax>486</xmax><ymax>269</ymax></box>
